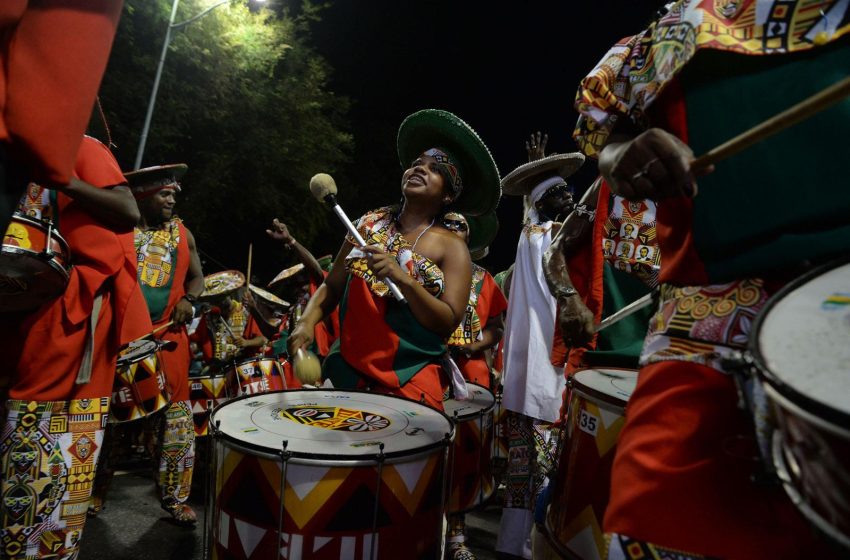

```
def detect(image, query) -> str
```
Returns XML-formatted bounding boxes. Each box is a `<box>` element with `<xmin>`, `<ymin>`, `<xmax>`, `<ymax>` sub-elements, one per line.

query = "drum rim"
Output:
<box><xmin>209</xmin><ymin>388</ymin><xmax>456</xmax><ymax>462</ymax></box>
<box><xmin>0</xmin><ymin>246</ymin><xmax>71</xmax><ymax>278</ymax></box>
<box><xmin>569</xmin><ymin>367</ymin><xmax>636</xmax><ymax>411</ymax></box>
<box><xmin>232</xmin><ymin>355</ymin><xmax>281</xmax><ymax>368</ymax></box>
<box><xmin>444</xmin><ymin>381</ymin><xmax>496</xmax><ymax>421</ymax></box>
<box><xmin>6</xmin><ymin>213</ymin><xmax>72</xmax><ymax>249</ymax></box>
<box><xmin>749</xmin><ymin>257</ymin><xmax>850</xmax><ymax>428</ymax></box>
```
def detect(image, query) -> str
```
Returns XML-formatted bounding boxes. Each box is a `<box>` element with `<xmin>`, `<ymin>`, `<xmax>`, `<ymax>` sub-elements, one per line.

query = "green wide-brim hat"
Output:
<box><xmin>501</xmin><ymin>153</ymin><xmax>585</xmax><ymax>196</ymax></box>
<box><xmin>466</xmin><ymin>211</ymin><xmax>499</xmax><ymax>255</ymax></box>
<box><xmin>397</xmin><ymin>109</ymin><xmax>500</xmax><ymax>216</ymax></box>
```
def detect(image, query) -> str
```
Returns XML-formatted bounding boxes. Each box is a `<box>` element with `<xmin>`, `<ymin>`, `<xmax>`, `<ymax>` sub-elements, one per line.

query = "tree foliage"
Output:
<box><xmin>96</xmin><ymin>0</ymin><xmax>352</xmax><ymax>281</ymax></box>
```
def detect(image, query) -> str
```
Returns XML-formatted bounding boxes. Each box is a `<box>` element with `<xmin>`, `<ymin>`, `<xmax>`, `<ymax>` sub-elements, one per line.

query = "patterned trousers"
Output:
<box><xmin>0</xmin><ymin>398</ymin><xmax>109</xmax><ymax>560</ymax></box>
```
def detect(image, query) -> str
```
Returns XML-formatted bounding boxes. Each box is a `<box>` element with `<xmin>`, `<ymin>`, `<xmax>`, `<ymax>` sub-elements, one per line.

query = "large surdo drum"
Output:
<box><xmin>751</xmin><ymin>260</ymin><xmax>850</xmax><ymax>550</ymax></box>
<box><xmin>209</xmin><ymin>389</ymin><xmax>454</xmax><ymax>559</ymax></box>
<box><xmin>444</xmin><ymin>383</ymin><xmax>495</xmax><ymax>513</ymax></box>
<box><xmin>545</xmin><ymin>368</ymin><xmax>637</xmax><ymax>560</ymax></box>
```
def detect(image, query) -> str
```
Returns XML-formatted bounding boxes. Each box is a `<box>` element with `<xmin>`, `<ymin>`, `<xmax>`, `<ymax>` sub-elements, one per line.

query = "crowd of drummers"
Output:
<box><xmin>1</xmin><ymin>1</ymin><xmax>849</xmax><ymax>560</ymax></box>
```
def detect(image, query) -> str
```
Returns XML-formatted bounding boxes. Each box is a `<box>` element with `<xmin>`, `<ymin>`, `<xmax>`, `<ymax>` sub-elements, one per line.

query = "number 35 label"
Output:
<box><xmin>579</xmin><ymin>409</ymin><xmax>598</xmax><ymax>437</ymax></box>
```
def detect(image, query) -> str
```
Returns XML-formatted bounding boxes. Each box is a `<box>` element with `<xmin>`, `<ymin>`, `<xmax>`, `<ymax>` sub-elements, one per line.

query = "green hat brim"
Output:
<box><xmin>466</xmin><ymin>211</ymin><xmax>499</xmax><ymax>254</ymax></box>
<box><xmin>398</xmin><ymin>109</ymin><xmax>500</xmax><ymax>216</ymax></box>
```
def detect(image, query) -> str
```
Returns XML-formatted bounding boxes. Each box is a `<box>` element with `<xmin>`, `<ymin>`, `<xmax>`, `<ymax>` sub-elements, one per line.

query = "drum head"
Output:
<box><xmin>753</xmin><ymin>260</ymin><xmax>850</xmax><ymax>424</ymax></box>
<box><xmin>211</xmin><ymin>389</ymin><xmax>453</xmax><ymax>461</ymax></box>
<box><xmin>444</xmin><ymin>383</ymin><xmax>495</xmax><ymax>420</ymax></box>
<box><xmin>572</xmin><ymin>368</ymin><xmax>637</xmax><ymax>408</ymax></box>
<box><xmin>118</xmin><ymin>339</ymin><xmax>158</xmax><ymax>365</ymax></box>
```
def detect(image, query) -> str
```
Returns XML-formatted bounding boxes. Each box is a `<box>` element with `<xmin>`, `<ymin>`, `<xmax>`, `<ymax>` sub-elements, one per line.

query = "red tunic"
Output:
<box><xmin>1</xmin><ymin>136</ymin><xmax>151</xmax><ymax>401</ymax></box>
<box><xmin>0</xmin><ymin>1</ymin><xmax>123</xmax><ymax>186</ymax></box>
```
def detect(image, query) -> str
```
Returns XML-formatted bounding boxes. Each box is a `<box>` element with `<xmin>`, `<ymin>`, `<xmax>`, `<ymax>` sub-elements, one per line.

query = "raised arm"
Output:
<box><xmin>542</xmin><ymin>179</ymin><xmax>602</xmax><ymax>347</ymax></box>
<box><xmin>60</xmin><ymin>180</ymin><xmax>140</xmax><ymax>229</ymax></box>
<box><xmin>266</xmin><ymin>219</ymin><xmax>324</xmax><ymax>285</ymax></box>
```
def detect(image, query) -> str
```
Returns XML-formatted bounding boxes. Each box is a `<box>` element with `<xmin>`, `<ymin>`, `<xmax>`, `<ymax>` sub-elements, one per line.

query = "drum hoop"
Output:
<box><xmin>446</xmin><ymin>382</ymin><xmax>496</xmax><ymax>422</ymax></box>
<box><xmin>749</xmin><ymin>256</ymin><xmax>850</xmax><ymax>428</ymax></box>
<box><xmin>209</xmin><ymin>388</ymin><xmax>456</xmax><ymax>463</ymax></box>
<box><xmin>117</xmin><ymin>343</ymin><xmax>162</xmax><ymax>367</ymax></box>
<box><xmin>569</xmin><ymin>368</ymin><xmax>634</xmax><ymax>413</ymax></box>
<box><xmin>0</xmin><ymin>246</ymin><xmax>71</xmax><ymax>277</ymax></box>
<box><xmin>6</xmin><ymin>214</ymin><xmax>71</xmax><ymax>247</ymax></box>
<box><xmin>771</xmin><ymin>432</ymin><xmax>850</xmax><ymax>550</ymax></box>
<box><xmin>232</xmin><ymin>355</ymin><xmax>279</xmax><ymax>368</ymax></box>
<box><xmin>763</xmin><ymin>382</ymin><xmax>850</xmax><ymax>439</ymax></box>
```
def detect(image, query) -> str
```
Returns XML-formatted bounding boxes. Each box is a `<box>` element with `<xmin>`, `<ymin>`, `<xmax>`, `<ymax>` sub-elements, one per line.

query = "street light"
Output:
<box><xmin>133</xmin><ymin>0</ymin><xmax>266</xmax><ymax>170</ymax></box>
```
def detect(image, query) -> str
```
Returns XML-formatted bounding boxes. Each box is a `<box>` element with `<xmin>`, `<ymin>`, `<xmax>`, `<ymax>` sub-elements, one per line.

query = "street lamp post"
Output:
<box><xmin>133</xmin><ymin>0</ymin><xmax>233</xmax><ymax>170</ymax></box>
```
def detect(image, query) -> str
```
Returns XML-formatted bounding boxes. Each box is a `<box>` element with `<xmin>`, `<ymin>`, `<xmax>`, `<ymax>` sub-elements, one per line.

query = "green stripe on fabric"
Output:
<box><xmin>682</xmin><ymin>39</ymin><xmax>850</xmax><ymax>281</ymax></box>
<box><xmin>386</xmin><ymin>301</ymin><xmax>446</xmax><ymax>386</ymax></box>
<box><xmin>140</xmin><ymin>269</ymin><xmax>175</xmax><ymax>322</ymax></box>
<box><xmin>583</xmin><ymin>264</ymin><xmax>652</xmax><ymax>369</ymax></box>
<box><xmin>322</xmin><ymin>339</ymin><xmax>363</xmax><ymax>389</ymax></box>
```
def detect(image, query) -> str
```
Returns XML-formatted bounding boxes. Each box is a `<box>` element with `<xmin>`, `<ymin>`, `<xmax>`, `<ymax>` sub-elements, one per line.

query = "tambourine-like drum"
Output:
<box><xmin>110</xmin><ymin>339</ymin><xmax>172</xmax><ymax>423</ymax></box>
<box><xmin>0</xmin><ymin>213</ymin><xmax>71</xmax><ymax>311</ymax></box>
<box><xmin>751</xmin><ymin>260</ymin><xmax>850</xmax><ymax>550</ymax></box>
<box><xmin>209</xmin><ymin>390</ymin><xmax>454</xmax><ymax>559</ymax></box>
<box><xmin>190</xmin><ymin>372</ymin><xmax>228</xmax><ymax>437</ymax></box>
<box><xmin>226</xmin><ymin>356</ymin><xmax>288</xmax><ymax>397</ymax></box>
<box><xmin>444</xmin><ymin>383</ymin><xmax>495</xmax><ymax>513</ymax></box>
<box><xmin>545</xmin><ymin>368</ymin><xmax>637</xmax><ymax>560</ymax></box>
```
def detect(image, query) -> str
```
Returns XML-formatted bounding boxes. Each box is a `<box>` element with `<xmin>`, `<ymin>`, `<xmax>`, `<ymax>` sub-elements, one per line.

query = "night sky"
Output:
<box><xmin>309</xmin><ymin>1</ymin><xmax>662</xmax><ymax>272</ymax></box>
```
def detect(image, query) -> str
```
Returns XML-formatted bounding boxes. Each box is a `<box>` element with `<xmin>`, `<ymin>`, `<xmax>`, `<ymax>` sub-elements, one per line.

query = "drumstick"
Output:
<box><xmin>691</xmin><ymin>76</ymin><xmax>850</xmax><ymax>173</ymax></box>
<box><xmin>150</xmin><ymin>320</ymin><xmax>175</xmax><ymax>337</ymax></box>
<box><xmin>594</xmin><ymin>293</ymin><xmax>653</xmax><ymax>333</ymax></box>
<box><xmin>246</xmin><ymin>243</ymin><xmax>253</xmax><ymax>287</ymax></box>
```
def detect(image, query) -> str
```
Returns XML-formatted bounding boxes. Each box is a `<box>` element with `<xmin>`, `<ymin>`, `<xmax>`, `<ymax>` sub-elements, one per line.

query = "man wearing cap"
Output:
<box><xmin>497</xmin><ymin>133</ymin><xmax>583</xmax><ymax>559</ymax></box>
<box><xmin>0</xmin><ymin>136</ymin><xmax>151</xmax><ymax>558</ymax></box>
<box><xmin>125</xmin><ymin>164</ymin><xmax>204</xmax><ymax>524</ymax></box>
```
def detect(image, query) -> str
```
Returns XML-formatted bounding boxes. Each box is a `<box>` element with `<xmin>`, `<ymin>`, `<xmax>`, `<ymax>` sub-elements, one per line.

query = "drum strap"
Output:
<box><xmin>441</xmin><ymin>353</ymin><xmax>469</xmax><ymax>400</ymax></box>
<box><xmin>75</xmin><ymin>292</ymin><xmax>104</xmax><ymax>385</ymax></box>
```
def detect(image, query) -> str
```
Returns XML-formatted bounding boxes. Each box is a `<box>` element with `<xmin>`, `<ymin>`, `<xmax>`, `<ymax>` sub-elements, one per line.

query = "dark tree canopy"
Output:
<box><xmin>95</xmin><ymin>0</ymin><xmax>352</xmax><ymax>282</ymax></box>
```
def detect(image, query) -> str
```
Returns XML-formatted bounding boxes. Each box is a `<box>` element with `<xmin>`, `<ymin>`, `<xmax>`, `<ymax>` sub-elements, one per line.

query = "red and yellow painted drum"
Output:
<box><xmin>190</xmin><ymin>373</ymin><xmax>229</xmax><ymax>437</ymax></box>
<box><xmin>444</xmin><ymin>383</ymin><xmax>495</xmax><ymax>513</ymax></box>
<box><xmin>226</xmin><ymin>356</ymin><xmax>288</xmax><ymax>397</ymax></box>
<box><xmin>751</xmin><ymin>260</ymin><xmax>850</xmax><ymax>550</ymax></box>
<box><xmin>0</xmin><ymin>213</ymin><xmax>71</xmax><ymax>311</ymax></box>
<box><xmin>545</xmin><ymin>368</ymin><xmax>637</xmax><ymax>560</ymax></box>
<box><xmin>110</xmin><ymin>339</ymin><xmax>173</xmax><ymax>423</ymax></box>
<box><xmin>210</xmin><ymin>390</ymin><xmax>454</xmax><ymax>559</ymax></box>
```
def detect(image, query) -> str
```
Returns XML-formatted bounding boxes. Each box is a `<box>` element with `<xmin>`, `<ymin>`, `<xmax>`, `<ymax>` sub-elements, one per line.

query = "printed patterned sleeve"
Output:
<box><xmin>573</xmin><ymin>33</ymin><xmax>646</xmax><ymax>158</ymax></box>
<box><xmin>345</xmin><ymin>206</ymin><xmax>393</xmax><ymax>246</ymax></box>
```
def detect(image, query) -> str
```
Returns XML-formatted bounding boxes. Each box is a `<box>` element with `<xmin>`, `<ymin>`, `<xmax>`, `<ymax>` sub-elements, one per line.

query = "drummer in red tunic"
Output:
<box><xmin>0</xmin><ymin>135</ymin><xmax>150</xmax><ymax>559</ymax></box>
<box><xmin>573</xmin><ymin>1</ymin><xmax>849</xmax><ymax>557</ymax></box>
<box><xmin>92</xmin><ymin>164</ymin><xmax>205</xmax><ymax>525</ymax></box>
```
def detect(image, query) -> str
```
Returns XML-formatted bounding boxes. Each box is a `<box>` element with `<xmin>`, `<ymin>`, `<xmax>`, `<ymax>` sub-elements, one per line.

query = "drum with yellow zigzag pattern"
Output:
<box><xmin>110</xmin><ymin>339</ymin><xmax>171</xmax><ymax>423</ymax></box>
<box><xmin>210</xmin><ymin>390</ymin><xmax>454</xmax><ymax>559</ymax></box>
<box><xmin>545</xmin><ymin>368</ymin><xmax>637</xmax><ymax>560</ymax></box>
<box><xmin>226</xmin><ymin>356</ymin><xmax>288</xmax><ymax>398</ymax></box>
<box><xmin>445</xmin><ymin>383</ymin><xmax>495</xmax><ymax>514</ymax></box>
<box><xmin>190</xmin><ymin>373</ymin><xmax>228</xmax><ymax>436</ymax></box>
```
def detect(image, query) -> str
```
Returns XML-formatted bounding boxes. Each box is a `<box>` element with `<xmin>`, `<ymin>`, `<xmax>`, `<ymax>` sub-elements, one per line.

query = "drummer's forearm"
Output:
<box><xmin>60</xmin><ymin>181</ymin><xmax>139</xmax><ymax>229</ymax></box>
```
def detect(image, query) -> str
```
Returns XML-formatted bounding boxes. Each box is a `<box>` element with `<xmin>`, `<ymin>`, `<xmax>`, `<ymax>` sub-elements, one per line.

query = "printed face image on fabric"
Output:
<box><xmin>616</xmin><ymin>241</ymin><xmax>634</xmax><ymax>259</ymax></box>
<box><xmin>619</xmin><ymin>222</ymin><xmax>637</xmax><ymax>240</ymax></box>
<box><xmin>635</xmin><ymin>245</ymin><xmax>655</xmax><ymax>263</ymax></box>
<box><xmin>602</xmin><ymin>238</ymin><xmax>615</xmax><ymax>257</ymax></box>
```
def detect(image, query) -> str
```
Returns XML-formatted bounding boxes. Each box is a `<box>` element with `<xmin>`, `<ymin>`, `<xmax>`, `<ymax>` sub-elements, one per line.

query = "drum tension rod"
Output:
<box><xmin>370</xmin><ymin>443</ymin><xmax>386</xmax><ymax>560</ymax></box>
<box><xmin>278</xmin><ymin>440</ymin><xmax>290</xmax><ymax>560</ymax></box>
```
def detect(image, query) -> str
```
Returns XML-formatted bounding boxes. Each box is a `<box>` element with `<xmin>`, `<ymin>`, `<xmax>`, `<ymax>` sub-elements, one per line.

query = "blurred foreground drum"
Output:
<box><xmin>210</xmin><ymin>389</ymin><xmax>454</xmax><ymax>559</ymax></box>
<box><xmin>226</xmin><ymin>356</ymin><xmax>287</xmax><ymax>397</ymax></box>
<box><xmin>444</xmin><ymin>383</ymin><xmax>495</xmax><ymax>513</ymax></box>
<box><xmin>0</xmin><ymin>213</ymin><xmax>71</xmax><ymax>311</ymax></box>
<box><xmin>190</xmin><ymin>372</ymin><xmax>228</xmax><ymax>437</ymax></box>
<box><xmin>110</xmin><ymin>339</ymin><xmax>172</xmax><ymax>423</ymax></box>
<box><xmin>751</xmin><ymin>260</ymin><xmax>850</xmax><ymax>550</ymax></box>
<box><xmin>545</xmin><ymin>368</ymin><xmax>637</xmax><ymax>560</ymax></box>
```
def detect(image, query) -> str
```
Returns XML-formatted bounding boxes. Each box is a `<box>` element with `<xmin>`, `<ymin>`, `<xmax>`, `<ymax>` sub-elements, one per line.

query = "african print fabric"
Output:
<box><xmin>135</xmin><ymin>217</ymin><xmax>181</xmax><ymax>322</ymax></box>
<box><xmin>448</xmin><ymin>264</ymin><xmax>487</xmax><ymax>346</ymax></box>
<box><xmin>574</xmin><ymin>0</ymin><xmax>850</xmax><ymax>156</ymax></box>
<box><xmin>15</xmin><ymin>184</ymin><xmax>54</xmax><ymax>223</ymax></box>
<box><xmin>601</xmin><ymin>195</ymin><xmax>659</xmax><ymax>288</ymax></box>
<box><xmin>345</xmin><ymin>207</ymin><xmax>445</xmax><ymax>298</ymax></box>
<box><xmin>0</xmin><ymin>398</ymin><xmax>109</xmax><ymax>560</ymax></box>
<box><xmin>497</xmin><ymin>411</ymin><xmax>556</xmax><ymax>557</ymax></box>
<box><xmin>157</xmin><ymin>401</ymin><xmax>195</xmax><ymax>507</ymax></box>
<box><xmin>209</xmin><ymin>301</ymin><xmax>249</xmax><ymax>362</ymax></box>
<box><xmin>605</xmin><ymin>533</ymin><xmax>708</xmax><ymax>560</ymax></box>
<box><xmin>640</xmin><ymin>279</ymin><xmax>769</xmax><ymax>372</ymax></box>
